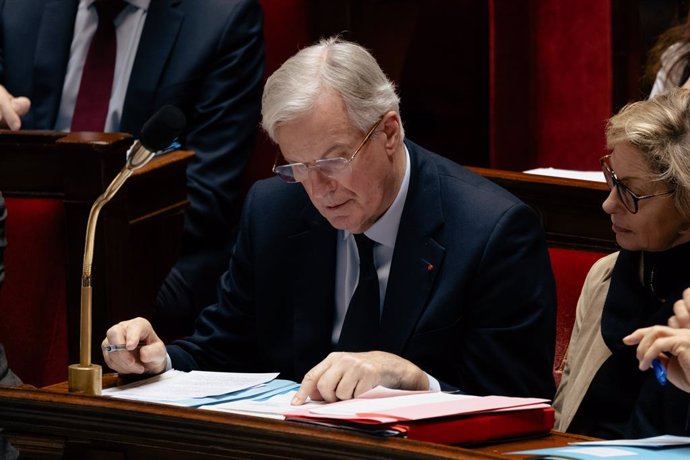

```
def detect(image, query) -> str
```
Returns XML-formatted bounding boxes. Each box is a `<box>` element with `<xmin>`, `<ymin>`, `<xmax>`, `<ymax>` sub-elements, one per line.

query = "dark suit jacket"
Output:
<box><xmin>0</xmin><ymin>0</ymin><xmax>265</xmax><ymax>334</ymax></box>
<box><xmin>168</xmin><ymin>140</ymin><xmax>557</xmax><ymax>398</ymax></box>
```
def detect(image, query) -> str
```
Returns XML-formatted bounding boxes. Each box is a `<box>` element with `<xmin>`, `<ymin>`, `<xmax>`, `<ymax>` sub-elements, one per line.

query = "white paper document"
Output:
<box><xmin>202</xmin><ymin>390</ymin><xmax>323</xmax><ymax>419</ymax></box>
<box><xmin>524</xmin><ymin>167</ymin><xmax>605</xmax><ymax>182</ymax></box>
<box><xmin>308</xmin><ymin>391</ymin><xmax>462</xmax><ymax>416</ymax></box>
<box><xmin>102</xmin><ymin>370</ymin><xmax>278</xmax><ymax>402</ymax></box>
<box><xmin>200</xmin><ymin>385</ymin><xmax>428</xmax><ymax>419</ymax></box>
<box><xmin>572</xmin><ymin>435</ymin><xmax>690</xmax><ymax>448</ymax></box>
<box><xmin>511</xmin><ymin>435</ymin><xmax>690</xmax><ymax>459</ymax></box>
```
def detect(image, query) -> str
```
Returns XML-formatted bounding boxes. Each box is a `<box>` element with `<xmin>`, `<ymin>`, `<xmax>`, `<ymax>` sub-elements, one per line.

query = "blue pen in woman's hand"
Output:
<box><xmin>651</xmin><ymin>358</ymin><xmax>667</xmax><ymax>385</ymax></box>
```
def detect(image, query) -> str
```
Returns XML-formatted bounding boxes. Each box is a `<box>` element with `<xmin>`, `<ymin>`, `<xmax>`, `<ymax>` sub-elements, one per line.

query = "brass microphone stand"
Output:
<box><xmin>68</xmin><ymin>106</ymin><xmax>184</xmax><ymax>395</ymax></box>
<box><xmin>68</xmin><ymin>165</ymin><xmax>134</xmax><ymax>395</ymax></box>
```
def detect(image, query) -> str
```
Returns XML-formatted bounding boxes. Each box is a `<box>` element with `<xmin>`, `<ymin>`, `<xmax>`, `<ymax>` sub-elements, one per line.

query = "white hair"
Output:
<box><xmin>261</xmin><ymin>37</ymin><xmax>403</xmax><ymax>141</ymax></box>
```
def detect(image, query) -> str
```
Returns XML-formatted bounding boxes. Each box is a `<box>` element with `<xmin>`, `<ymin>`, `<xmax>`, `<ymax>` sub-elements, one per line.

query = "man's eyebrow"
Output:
<box><xmin>284</xmin><ymin>142</ymin><xmax>350</xmax><ymax>163</ymax></box>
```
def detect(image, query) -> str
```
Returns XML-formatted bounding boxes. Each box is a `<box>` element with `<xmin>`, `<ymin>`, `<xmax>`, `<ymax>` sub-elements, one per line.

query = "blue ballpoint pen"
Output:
<box><xmin>651</xmin><ymin>358</ymin><xmax>667</xmax><ymax>385</ymax></box>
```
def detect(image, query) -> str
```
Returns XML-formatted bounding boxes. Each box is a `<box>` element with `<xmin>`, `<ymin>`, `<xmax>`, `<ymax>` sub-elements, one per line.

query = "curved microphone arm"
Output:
<box><xmin>69</xmin><ymin>105</ymin><xmax>185</xmax><ymax>395</ymax></box>
<box><xmin>78</xmin><ymin>167</ymin><xmax>133</xmax><ymax>368</ymax></box>
<box><xmin>69</xmin><ymin>143</ymin><xmax>165</xmax><ymax>394</ymax></box>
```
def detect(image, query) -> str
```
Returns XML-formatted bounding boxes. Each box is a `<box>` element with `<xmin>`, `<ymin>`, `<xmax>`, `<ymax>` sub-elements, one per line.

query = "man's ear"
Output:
<box><xmin>381</xmin><ymin>112</ymin><xmax>402</xmax><ymax>152</ymax></box>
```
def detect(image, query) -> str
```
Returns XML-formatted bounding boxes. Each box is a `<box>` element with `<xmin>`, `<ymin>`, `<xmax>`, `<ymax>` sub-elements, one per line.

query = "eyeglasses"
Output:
<box><xmin>272</xmin><ymin>117</ymin><xmax>383</xmax><ymax>183</ymax></box>
<box><xmin>599</xmin><ymin>154</ymin><xmax>674</xmax><ymax>214</ymax></box>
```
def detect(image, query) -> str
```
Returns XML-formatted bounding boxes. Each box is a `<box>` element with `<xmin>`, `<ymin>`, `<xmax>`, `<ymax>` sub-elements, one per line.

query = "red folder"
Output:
<box><xmin>388</xmin><ymin>406</ymin><xmax>555</xmax><ymax>445</ymax></box>
<box><xmin>288</xmin><ymin>406</ymin><xmax>554</xmax><ymax>445</ymax></box>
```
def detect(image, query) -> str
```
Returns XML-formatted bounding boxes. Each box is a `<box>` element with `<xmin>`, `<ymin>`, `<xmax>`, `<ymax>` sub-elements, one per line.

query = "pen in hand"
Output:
<box><xmin>651</xmin><ymin>358</ymin><xmax>667</xmax><ymax>385</ymax></box>
<box><xmin>103</xmin><ymin>342</ymin><xmax>145</xmax><ymax>353</ymax></box>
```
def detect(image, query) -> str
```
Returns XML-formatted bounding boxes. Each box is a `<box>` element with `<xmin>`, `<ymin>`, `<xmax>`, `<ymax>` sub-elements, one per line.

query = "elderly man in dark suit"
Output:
<box><xmin>0</xmin><ymin>0</ymin><xmax>264</xmax><ymax>338</ymax></box>
<box><xmin>103</xmin><ymin>38</ymin><xmax>557</xmax><ymax>402</ymax></box>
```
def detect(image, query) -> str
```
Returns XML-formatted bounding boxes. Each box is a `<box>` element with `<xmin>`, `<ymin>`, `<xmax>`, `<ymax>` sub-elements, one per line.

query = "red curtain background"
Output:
<box><xmin>490</xmin><ymin>0</ymin><xmax>612</xmax><ymax>171</ymax></box>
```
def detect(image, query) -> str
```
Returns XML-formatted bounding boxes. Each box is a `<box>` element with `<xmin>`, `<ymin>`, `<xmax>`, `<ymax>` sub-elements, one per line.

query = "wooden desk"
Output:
<box><xmin>0</xmin><ymin>383</ymin><xmax>588</xmax><ymax>460</ymax></box>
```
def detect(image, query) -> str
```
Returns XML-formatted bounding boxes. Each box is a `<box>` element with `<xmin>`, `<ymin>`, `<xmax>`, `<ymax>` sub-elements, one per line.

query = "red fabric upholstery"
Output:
<box><xmin>490</xmin><ymin>0</ymin><xmax>612</xmax><ymax>171</ymax></box>
<box><xmin>548</xmin><ymin>247</ymin><xmax>607</xmax><ymax>386</ymax></box>
<box><xmin>0</xmin><ymin>198</ymin><xmax>68</xmax><ymax>387</ymax></box>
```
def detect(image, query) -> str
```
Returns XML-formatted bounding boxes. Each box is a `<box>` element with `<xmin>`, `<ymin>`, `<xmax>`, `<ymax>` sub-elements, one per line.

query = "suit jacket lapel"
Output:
<box><xmin>121</xmin><ymin>0</ymin><xmax>183</xmax><ymax>134</ymax></box>
<box><xmin>380</xmin><ymin>143</ymin><xmax>446</xmax><ymax>355</ymax></box>
<box><xmin>32</xmin><ymin>0</ymin><xmax>78</xmax><ymax>129</ymax></box>
<box><xmin>288</xmin><ymin>204</ymin><xmax>337</xmax><ymax>379</ymax></box>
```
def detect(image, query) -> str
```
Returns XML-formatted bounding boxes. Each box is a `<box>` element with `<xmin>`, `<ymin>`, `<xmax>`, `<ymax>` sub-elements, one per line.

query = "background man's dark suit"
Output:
<box><xmin>0</xmin><ymin>0</ymin><xmax>265</xmax><ymax>336</ymax></box>
<box><xmin>168</xmin><ymin>140</ymin><xmax>557</xmax><ymax>399</ymax></box>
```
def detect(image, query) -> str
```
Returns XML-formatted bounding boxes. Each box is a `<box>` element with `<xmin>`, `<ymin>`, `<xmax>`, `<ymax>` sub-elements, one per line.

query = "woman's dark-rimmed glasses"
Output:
<box><xmin>600</xmin><ymin>154</ymin><xmax>673</xmax><ymax>214</ymax></box>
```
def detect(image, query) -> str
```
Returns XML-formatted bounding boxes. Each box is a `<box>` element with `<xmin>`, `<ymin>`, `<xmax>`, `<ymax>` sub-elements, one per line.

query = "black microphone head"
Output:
<box><xmin>139</xmin><ymin>105</ymin><xmax>186</xmax><ymax>152</ymax></box>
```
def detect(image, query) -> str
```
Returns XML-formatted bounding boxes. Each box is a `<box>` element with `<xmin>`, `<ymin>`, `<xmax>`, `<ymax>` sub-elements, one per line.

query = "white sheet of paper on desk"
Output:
<box><xmin>201</xmin><ymin>390</ymin><xmax>325</xmax><ymax>419</ymax></box>
<box><xmin>512</xmin><ymin>445</ymin><xmax>690</xmax><ymax>459</ymax></box>
<box><xmin>355</xmin><ymin>385</ymin><xmax>432</xmax><ymax>399</ymax></box>
<box><xmin>308</xmin><ymin>391</ymin><xmax>463</xmax><ymax>416</ymax></box>
<box><xmin>523</xmin><ymin>167</ymin><xmax>605</xmax><ymax>182</ymax></box>
<box><xmin>102</xmin><ymin>370</ymin><xmax>278</xmax><ymax>401</ymax></box>
<box><xmin>164</xmin><ymin>379</ymin><xmax>299</xmax><ymax>407</ymax></box>
<box><xmin>572</xmin><ymin>435</ymin><xmax>690</xmax><ymax>447</ymax></box>
<box><xmin>201</xmin><ymin>385</ymin><xmax>429</xmax><ymax>419</ymax></box>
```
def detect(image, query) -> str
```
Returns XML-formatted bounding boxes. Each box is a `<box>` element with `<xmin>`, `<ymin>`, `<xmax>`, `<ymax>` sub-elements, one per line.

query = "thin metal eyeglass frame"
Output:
<box><xmin>599</xmin><ymin>154</ymin><xmax>674</xmax><ymax>214</ymax></box>
<box><xmin>272</xmin><ymin>117</ymin><xmax>384</xmax><ymax>183</ymax></box>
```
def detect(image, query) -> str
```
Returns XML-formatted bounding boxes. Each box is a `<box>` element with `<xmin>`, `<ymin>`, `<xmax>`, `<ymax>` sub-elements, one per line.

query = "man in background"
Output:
<box><xmin>0</xmin><ymin>0</ymin><xmax>265</xmax><ymax>338</ymax></box>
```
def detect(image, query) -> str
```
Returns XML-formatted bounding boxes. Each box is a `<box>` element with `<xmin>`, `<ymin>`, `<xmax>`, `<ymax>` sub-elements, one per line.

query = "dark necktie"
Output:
<box><xmin>71</xmin><ymin>0</ymin><xmax>126</xmax><ymax>132</ymax></box>
<box><xmin>337</xmin><ymin>233</ymin><xmax>380</xmax><ymax>351</ymax></box>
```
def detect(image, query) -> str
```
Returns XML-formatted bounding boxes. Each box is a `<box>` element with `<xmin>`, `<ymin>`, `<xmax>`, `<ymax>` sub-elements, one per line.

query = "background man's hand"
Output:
<box><xmin>0</xmin><ymin>85</ymin><xmax>30</xmax><ymax>130</ymax></box>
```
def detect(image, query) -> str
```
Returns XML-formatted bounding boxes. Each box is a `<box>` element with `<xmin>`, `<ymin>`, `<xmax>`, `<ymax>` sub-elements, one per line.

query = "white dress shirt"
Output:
<box><xmin>54</xmin><ymin>0</ymin><xmax>150</xmax><ymax>132</ymax></box>
<box><xmin>332</xmin><ymin>147</ymin><xmax>411</xmax><ymax>342</ymax></box>
<box><xmin>332</xmin><ymin>146</ymin><xmax>440</xmax><ymax>392</ymax></box>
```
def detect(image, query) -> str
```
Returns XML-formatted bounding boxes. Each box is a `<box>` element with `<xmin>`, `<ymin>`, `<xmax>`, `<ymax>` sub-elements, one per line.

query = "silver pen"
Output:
<box><xmin>102</xmin><ymin>342</ymin><xmax>144</xmax><ymax>353</ymax></box>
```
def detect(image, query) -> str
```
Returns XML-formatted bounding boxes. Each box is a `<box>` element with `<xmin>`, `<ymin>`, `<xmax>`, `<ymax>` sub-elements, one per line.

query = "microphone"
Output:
<box><xmin>101</xmin><ymin>106</ymin><xmax>186</xmax><ymax>203</ymax></box>
<box><xmin>68</xmin><ymin>106</ymin><xmax>186</xmax><ymax>395</ymax></box>
<box><xmin>126</xmin><ymin>105</ymin><xmax>186</xmax><ymax>169</ymax></box>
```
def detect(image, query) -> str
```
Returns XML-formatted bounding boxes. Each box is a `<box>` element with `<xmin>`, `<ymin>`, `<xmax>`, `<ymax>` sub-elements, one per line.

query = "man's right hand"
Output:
<box><xmin>0</xmin><ymin>85</ymin><xmax>30</xmax><ymax>130</ymax></box>
<box><xmin>102</xmin><ymin>317</ymin><xmax>167</xmax><ymax>375</ymax></box>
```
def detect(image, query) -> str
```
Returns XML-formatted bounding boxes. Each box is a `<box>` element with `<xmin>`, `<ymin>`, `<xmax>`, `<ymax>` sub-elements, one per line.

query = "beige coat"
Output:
<box><xmin>553</xmin><ymin>252</ymin><xmax>619</xmax><ymax>432</ymax></box>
